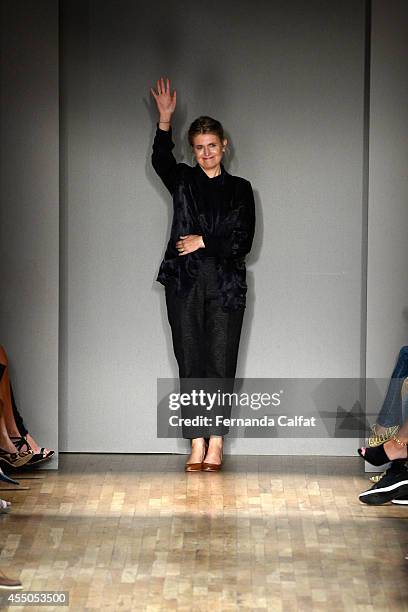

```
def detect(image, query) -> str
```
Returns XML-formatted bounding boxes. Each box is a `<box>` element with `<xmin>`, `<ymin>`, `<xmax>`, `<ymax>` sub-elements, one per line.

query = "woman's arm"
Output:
<box><xmin>150</xmin><ymin>77</ymin><xmax>178</xmax><ymax>195</ymax></box>
<box><xmin>201</xmin><ymin>180</ymin><xmax>256</xmax><ymax>259</ymax></box>
<box><xmin>151</xmin><ymin>125</ymin><xmax>178</xmax><ymax>195</ymax></box>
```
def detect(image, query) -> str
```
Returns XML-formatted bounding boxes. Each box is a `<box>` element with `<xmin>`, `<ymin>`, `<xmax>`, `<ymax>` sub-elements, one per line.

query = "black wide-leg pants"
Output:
<box><xmin>165</xmin><ymin>257</ymin><xmax>245</xmax><ymax>439</ymax></box>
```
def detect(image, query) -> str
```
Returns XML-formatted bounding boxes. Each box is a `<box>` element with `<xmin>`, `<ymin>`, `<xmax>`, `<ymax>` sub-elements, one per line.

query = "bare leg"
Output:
<box><xmin>204</xmin><ymin>434</ymin><xmax>223</xmax><ymax>465</ymax></box>
<box><xmin>0</xmin><ymin>399</ymin><xmax>33</xmax><ymax>466</ymax></box>
<box><xmin>0</xmin><ymin>346</ymin><xmax>52</xmax><ymax>455</ymax></box>
<box><xmin>186</xmin><ymin>437</ymin><xmax>206</xmax><ymax>465</ymax></box>
<box><xmin>381</xmin><ymin>417</ymin><xmax>408</xmax><ymax>460</ymax></box>
<box><xmin>0</xmin><ymin>405</ymin><xmax>18</xmax><ymax>453</ymax></box>
<box><xmin>0</xmin><ymin>346</ymin><xmax>20</xmax><ymax>437</ymax></box>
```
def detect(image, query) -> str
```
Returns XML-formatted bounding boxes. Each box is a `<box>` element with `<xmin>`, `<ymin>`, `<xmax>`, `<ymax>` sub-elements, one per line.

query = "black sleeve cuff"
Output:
<box><xmin>156</xmin><ymin>123</ymin><xmax>172</xmax><ymax>137</ymax></box>
<box><xmin>202</xmin><ymin>234</ymin><xmax>230</xmax><ymax>257</ymax></box>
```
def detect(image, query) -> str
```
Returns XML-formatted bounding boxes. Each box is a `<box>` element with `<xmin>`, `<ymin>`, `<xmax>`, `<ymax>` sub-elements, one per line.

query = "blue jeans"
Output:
<box><xmin>403</xmin><ymin>391</ymin><xmax>408</xmax><ymax>424</ymax></box>
<box><xmin>376</xmin><ymin>346</ymin><xmax>408</xmax><ymax>428</ymax></box>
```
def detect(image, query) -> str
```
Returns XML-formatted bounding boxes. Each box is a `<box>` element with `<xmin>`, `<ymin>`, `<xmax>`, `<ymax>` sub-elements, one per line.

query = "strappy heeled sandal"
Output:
<box><xmin>185</xmin><ymin>439</ymin><xmax>208</xmax><ymax>472</ymax></box>
<box><xmin>0</xmin><ymin>447</ymin><xmax>33</xmax><ymax>468</ymax></box>
<box><xmin>10</xmin><ymin>436</ymin><xmax>55</xmax><ymax>466</ymax></box>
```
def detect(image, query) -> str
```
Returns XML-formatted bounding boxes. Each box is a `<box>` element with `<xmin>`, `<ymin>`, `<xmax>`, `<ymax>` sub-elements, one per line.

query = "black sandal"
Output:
<box><xmin>10</xmin><ymin>436</ymin><xmax>55</xmax><ymax>466</ymax></box>
<box><xmin>9</xmin><ymin>435</ymin><xmax>31</xmax><ymax>453</ymax></box>
<box><xmin>358</xmin><ymin>436</ymin><xmax>408</xmax><ymax>466</ymax></box>
<box><xmin>27</xmin><ymin>448</ymin><xmax>55</xmax><ymax>466</ymax></box>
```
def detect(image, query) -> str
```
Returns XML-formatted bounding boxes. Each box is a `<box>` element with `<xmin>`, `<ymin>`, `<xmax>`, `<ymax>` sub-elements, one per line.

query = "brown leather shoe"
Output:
<box><xmin>185</xmin><ymin>440</ymin><xmax>208</xmax><ymax>472</ymax></box>
<box><xmin>202</xmin><ymin>445</ymin><xmax>223</xmax><ymax>472</ymax></box>
<box><xmin>0</xmin><ymin>570</ymin><xmax>22</xmax><ymax>590</ymax></box>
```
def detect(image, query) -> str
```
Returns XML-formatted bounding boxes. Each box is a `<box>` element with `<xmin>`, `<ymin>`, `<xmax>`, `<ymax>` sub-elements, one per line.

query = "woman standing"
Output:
<box><xmin>150</xmin><ymin>77</ymin><xmax>255</xmax><ymax>472</ymax></box>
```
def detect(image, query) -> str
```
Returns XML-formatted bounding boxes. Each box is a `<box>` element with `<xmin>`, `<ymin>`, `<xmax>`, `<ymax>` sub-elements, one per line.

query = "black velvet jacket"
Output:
<box><xmin>152</xmin><ymin>125</ymin><xmax>255</xmax><ymax>312</ymax></box>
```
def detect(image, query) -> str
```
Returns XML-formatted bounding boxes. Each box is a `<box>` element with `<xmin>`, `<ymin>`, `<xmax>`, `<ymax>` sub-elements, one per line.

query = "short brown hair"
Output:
<box><xmin>188</xmin><ymin>116</ymin><xmax>225</xmax><ymax>146</ymax></box>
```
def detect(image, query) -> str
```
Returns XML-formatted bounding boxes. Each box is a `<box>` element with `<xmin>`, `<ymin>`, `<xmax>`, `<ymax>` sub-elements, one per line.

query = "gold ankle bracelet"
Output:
<box><xmin>392</xmin><ymin>435</ymin><xmax>407</xmax><ymax>447</ymax></box>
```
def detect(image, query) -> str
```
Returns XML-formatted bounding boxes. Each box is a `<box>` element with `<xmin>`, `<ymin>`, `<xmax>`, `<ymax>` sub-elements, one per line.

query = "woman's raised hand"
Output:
<box><xmin>150</xmin><ymin>77</ymin><xmax>176</xmax><ymax>119</ymax></box>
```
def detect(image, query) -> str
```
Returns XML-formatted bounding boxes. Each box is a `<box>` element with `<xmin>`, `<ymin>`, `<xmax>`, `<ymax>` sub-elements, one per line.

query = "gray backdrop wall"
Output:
<box><xmin>365</xmin><ymin>0</ymin><xmax>408</xmax><ymax>440</ymax></box>
<box><xmin>1</xmin><ymin>1</ymin><xmax>407</xmax><ymax>460</ymax></box>
<box><xmin>0</xmin><ymin>0</ymin><xmax>59</xmax><ymax>466</ymax></box>
<box><xmin>60</xmin><ymin>0</ymin><xmax>367</xmax><ymax>454</ymax></box>
<box><xmin>366</xmin><ymin>0</ymin><xmax>408</xmax><ymax>377</ymax></box>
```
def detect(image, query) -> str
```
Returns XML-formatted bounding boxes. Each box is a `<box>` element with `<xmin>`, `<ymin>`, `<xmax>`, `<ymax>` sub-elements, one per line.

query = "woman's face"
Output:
<box><xmin>192</xmin><ymin>133</ymin><xmax>228</xmax><ymax>173</ymax></box>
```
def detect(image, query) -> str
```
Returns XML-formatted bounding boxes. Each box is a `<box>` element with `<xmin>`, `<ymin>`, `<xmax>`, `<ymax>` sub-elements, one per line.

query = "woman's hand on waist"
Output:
<box><xmin>176</xmin><ymin>234</ymin><xmax>205</xmax><ymax>256</ymax></box>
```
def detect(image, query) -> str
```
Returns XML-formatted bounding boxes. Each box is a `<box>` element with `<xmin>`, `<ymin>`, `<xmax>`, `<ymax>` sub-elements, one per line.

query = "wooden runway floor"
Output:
<box><xmin>0</xmin><ymin>454</ymin><xmax>407</xmax><ymax>611</ymax></box>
